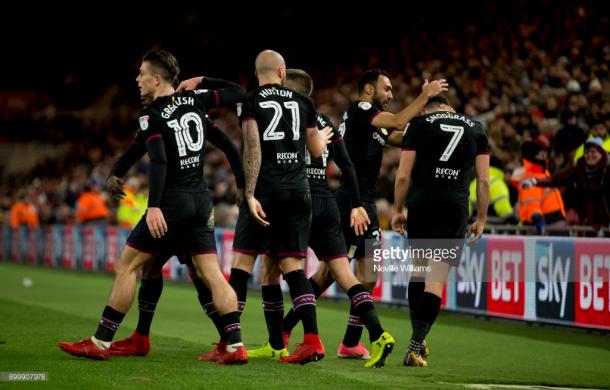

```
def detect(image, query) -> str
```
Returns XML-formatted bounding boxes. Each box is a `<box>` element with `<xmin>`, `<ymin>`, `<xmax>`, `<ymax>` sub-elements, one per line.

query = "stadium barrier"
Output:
<box><xmin>1</xmin><ymin>224</ymin><xmax>608</xmax><ymax>331</ymax></box>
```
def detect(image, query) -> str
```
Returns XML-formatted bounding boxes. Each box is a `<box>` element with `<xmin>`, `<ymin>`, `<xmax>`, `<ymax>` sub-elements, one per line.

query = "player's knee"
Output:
<box><xmin>233</xmin><ymin>253</ymin><xmax>256</xmax><ymax>273</ymax></box>
<box><xmin>141</xmin><ymin>259</ymin><xmax>162</xmax><ymax>279</ymax></box>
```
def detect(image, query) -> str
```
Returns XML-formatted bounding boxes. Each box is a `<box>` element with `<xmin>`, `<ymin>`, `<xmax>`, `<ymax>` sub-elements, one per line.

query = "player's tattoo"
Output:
<box><xmin>243</xmin><ymin>119</ymin><xmax>261</xmax><ymax>198</ymax></box>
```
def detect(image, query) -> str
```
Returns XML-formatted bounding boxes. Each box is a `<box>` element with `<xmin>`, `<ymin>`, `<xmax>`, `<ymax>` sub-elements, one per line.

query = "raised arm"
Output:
<box><xmin>371</xmin><ymin>79</ymin><xmax>448</xmax><ymax>130</ymax></box>
<box><xmin>177</xmin><ymin>76</ymin><xmax>245</xmax><ymax>106</ymax></box>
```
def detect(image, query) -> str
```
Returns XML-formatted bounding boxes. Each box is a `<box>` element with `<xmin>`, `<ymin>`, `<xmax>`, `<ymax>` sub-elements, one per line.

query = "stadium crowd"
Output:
<box><xmin>1</xmin><ymin>2</ymin><xmax>609</xmax><ymax>233</ymax></box>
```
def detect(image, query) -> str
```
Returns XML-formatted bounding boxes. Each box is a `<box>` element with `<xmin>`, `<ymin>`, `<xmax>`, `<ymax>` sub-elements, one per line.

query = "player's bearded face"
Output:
<box><xmin>373</xmin><ymin>76</ymin><xmax>393</xmax><ymax>111</ymax></box>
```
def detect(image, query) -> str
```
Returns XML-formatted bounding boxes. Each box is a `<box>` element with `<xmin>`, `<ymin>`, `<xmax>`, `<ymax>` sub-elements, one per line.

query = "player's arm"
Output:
<box><xmin>521</xmin><ymin>166</ymin><xmax>577</xmax><ymax>189</ymax></box>
<box><xmin>107</xmin><ymin>139</ymin><xmax>147</xmax><ymax>200</ymax></box>
<box><xmin>306</xmin><ymin>126</ymin><xmax>333</xmax><ymax>158</ymax></box>
<box><xmin>391</xmin><ymin>150</ymin><xmax>416</xmax><ymax>235</ymax></box>
<box><xmin>387</xmin><ymin>130</ymin><xmax>404</xmax><ymax>147</ymax></box>
<box><xmin>242</xmin><ymin>118</ymin><xmax>269</xmax><ymax>227</ymax></box>
<box><xmin>467</xmin><ymin>154</ymin><xmax>490</xmax><ymax>242</ymax></box>
<box><xmin>145</xmin><ymin>134</ymin><xmax>168</xmax><ymax>238</ymax></box>
<box><xmin>332</xmin><ymin>139</ymin><xmax>371</xmax><ymax>235</ymax></box>
<box><xmin>177</xmin><ymin>76</ymin><xmax>245</xmax><ymax>106</ymax></box>
<box><xmin>207</xmin><ymin>122</ymin><xmax>246</xmax><ymax>206</ymax></box>
<box><xmin>371</xmin><ymin>79</ymin><xmax>448</xmax><ymax>130</ymax></box>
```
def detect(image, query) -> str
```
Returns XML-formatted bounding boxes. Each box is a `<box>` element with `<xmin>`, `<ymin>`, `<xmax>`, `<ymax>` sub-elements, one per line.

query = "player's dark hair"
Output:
<box><xmin>358</xmin><ymin>68</ymin><xmax>389</xmax><ymax>94</ymax></box>
<box><xmin>424</xmin><ymin>95</ymin><xmax>451</xmax><ymax>109</ymax></box>
<box><xmin>285</xmin><ymin>68</ymin><xmax>313</xmax><ymax>96</ymax></box>
<box><xmin>142</xmin><ymin>50</ymin><xmax>180</xmax><ymax>86</ymax></box>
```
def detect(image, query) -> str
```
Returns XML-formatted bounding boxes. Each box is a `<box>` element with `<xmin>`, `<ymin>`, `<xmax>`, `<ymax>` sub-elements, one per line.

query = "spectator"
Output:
<box><xmin>572</xmin><ymin>120</ymin><xmax>610</xmax><ymax>163</ymax></box>
<box><xmin>522</xmin><ymin>137</ymin><xmax>610</xmax><ymax>230</ymax></box>
<box><xmin>75</xmin><ymin>181</ymin><xmax>109</xmax><ymax>225</ymax></box>
<box><xmin>9</xmin><ymin>192</ymin><xmax>39</xmax><ymax>230</ymax></box>
<box><xmin>512</xmin><ymin>140</ymin><xmax>566</xmax><ymax>231</ymax></box>
<box><xmin>469</xmin><ymin>157</ymin><xmax>516</xmax><ymax>224</ymax></box>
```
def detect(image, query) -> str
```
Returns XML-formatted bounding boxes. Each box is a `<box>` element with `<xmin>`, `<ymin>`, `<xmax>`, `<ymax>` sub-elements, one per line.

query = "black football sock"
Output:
<box><xmin>135</xmin><ymin>278</ymin><xmax>163</xmax><ymax>336</ymax></box>
<box><xmin>408</xmin><ymin>292</ymin><xmax>441</xmax><ymax>354</ymax></box>
<box><xmin>94</xmin><ymin>305</ymin><xmax>126</xmax><ymax>342</ymax></box>
<box><xmin>408</xmin><ymin>276</ymin><xmax>425</xmax><ymax>320</ymax></box>
<box><xmin>193</xmin><ymin>277</ymin><xmax>225</xmax><ymax>341</ymax></box>
<box><xmin>262</xmin><ymin>285</ymin><xmax>284</xmax><ymax>350</ymax></box>
<box><xmin>229</xmin><ymin>268</ymin><xmax>251</xmax><ymax>315</ymax></box>
<box><xmin>282</xmin><ymin>277</ymin><xmax>324</xmax><ymax>333</ymax></box>
<box><xmin>219</xmin><ymin>311</ymin><xmax>243</xmax><ymax>346</ymax></box>
<box><xmin>347</xmin><ymin>284</ymin><xmax>384</xmax><ymax>342</ymax></box>
<box><xmin>284</xmin><ymin>270</ymin><xmax>318</xmax><ymax>335</ymax></box>
<box><xmin>342</xmin><ymin>305</ymin><xmax>364</xmax><ymax>347</ymax></box>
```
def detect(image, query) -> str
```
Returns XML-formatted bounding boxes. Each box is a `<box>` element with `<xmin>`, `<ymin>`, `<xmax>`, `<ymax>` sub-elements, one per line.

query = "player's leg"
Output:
<box><xmin>193</xmin><ymin>252</ymin><xmax>247</xmax><ymax>364</ymax></box>
<box><xmin>278</xmin><ymin>256</ymin><xmax>325</xmax><ymax>364</ymax></box>
<box><xmin>282</xmin><ymin>262</ymin><xmax>333</xmax><ymax>338</ymax></box>
<box><xmin>59</xmin><ymin>243</ymin><xmax>154</xmax><ymax>360</ymax></box>
<box><xmin>249</xmin><ymin>256</ymin><xmax>288</xmax><ymax>358</ymax></box>
<box><xmin>403</xmin><ymin>258</ymin><xmax>449</xmax><ymax>367</ymax></box>
<box><xmin>110</xmin><ymin>255</ymin><xmax>166</xmax><ymax>356</ymax></box>
<box><xmin>230</xmin><ymin>252</ymin><xmax>255</xmax><ymax>316</ymax></box>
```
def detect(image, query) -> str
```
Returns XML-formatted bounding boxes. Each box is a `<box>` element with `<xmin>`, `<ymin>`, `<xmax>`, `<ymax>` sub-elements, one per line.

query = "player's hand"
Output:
<box><xmin>350</xmin><ymin>207</ymin><xmax>370</xmax><ymax>236</ymax></box>
<box><xmin>391</xmin><ymin>211</ymin><xmax>408</xmax><ymax>235</ymax></box>
<box><xmin>106</xmin><ymin>175</ymin><xmax>126</xmax><ymax>200</ymax></box>
<box><xmin>247</xmin><ymin>197</ymin><xmax>270</xmax><ymax>227</ymax></box>
<box><xmin>520</xmin><ymin>178</ymin><xmax>537</xmax><ymax>189</ymax></box>
<box><xmin>319</xmin><ymin>126</ymin><xmax>333</xmax><ymax>145</ymax></box>
<box><xmin>146</xmin><ymin>207</ymin><xmax>168</xmax><ymax>239</ymax></box>
<box><xmin>176</xmin><ymin>76</ymin><xmax>203</xmax><ymax>92</ymax></box>
<box><xmin>422</xmin><ymin>78</ymin><xmax>449</xmax><ymax>98</ymax></box>
<box><xmin>466</xmin><ymin>218</ymin><xmax>486</xmax><ymax>245</ymax></box>
<box><xmin>236</xmin><ymin>188</ymin><xmax>245</xmax><ymax>208</ymax></box>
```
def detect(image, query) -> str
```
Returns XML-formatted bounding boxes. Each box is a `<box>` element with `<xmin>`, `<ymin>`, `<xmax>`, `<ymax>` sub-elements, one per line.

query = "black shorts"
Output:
<box><xmin>309</xmin><ymin>196</ymin><xmax>347</xmax><ymax>261</ymax></box>
<box><xmin>126</xmin><ymin>190</ymin><xmax>217</xmax><ymax>257</ymax></box>
<box><xmin>406</xmin><ymin>196</ymin><xmax>468</xmax><ymax>266</ymax></box>
<box><xmin>335</xmin><ymin>190</ymin><xmax>381</xmax><ymax>261</ymax></box>
<box><xmin>233</xmin><ymin>190</ymin><xmax>311</xmax><ymax>258</ymax></box>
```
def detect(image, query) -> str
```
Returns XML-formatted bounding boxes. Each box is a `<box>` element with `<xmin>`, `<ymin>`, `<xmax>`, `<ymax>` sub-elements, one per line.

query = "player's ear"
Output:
<box><xmin>365</xmin><ymin>83</ymin><xmax>375</xmax><ymax>96</ymax></box>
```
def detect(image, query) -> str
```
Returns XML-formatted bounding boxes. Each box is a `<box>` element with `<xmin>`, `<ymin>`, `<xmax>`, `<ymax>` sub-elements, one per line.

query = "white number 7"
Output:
<box><xmin>439</xmin><ymin>124</ymin><xmax>464</xmax><ymax>161</ymax></box>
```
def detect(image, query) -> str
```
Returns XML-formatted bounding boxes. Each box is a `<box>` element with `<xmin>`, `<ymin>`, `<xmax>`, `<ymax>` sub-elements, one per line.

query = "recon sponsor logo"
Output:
<box><xmin>435</xmin><ymin>167</ymin><xmax>460</xmax><ymax>179</ymax></box>
<box><xmin>180</xmin><ymin>155</ymin><xmax>200</xmax><ymax>169</ymax></box>
<box><xmin>307</xmin><ymin>167</ymin><xmax>326</xmax><ymax>176</ymax></box>
<box><xmin>260</xmin><ymin>88</ymin><xmax>293</xmax><ymax>99</ymax></box>
<box><xmin>161</xmin><ymin>96</ymin><xmax>195</xmax><ymax>119</ymax></box>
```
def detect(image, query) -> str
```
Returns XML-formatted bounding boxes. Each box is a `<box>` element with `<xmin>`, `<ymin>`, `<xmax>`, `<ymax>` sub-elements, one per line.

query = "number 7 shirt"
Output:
<box><xmin>401</xmin><ymin>111</ymin><xmax>489</xmax><ymax>203</ymax></box>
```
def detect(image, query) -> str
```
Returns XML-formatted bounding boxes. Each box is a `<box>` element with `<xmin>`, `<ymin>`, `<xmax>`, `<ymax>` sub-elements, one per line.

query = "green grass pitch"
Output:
<box><xmin>0</xmin><ymin>262</ymin><xmax>609</xmax><ymax>389</ymax></box>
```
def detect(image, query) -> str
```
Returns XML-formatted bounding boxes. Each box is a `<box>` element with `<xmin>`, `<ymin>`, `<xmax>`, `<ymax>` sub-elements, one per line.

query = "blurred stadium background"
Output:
<box><xmin>1</xmin><ymin>2</ymin><xmax>609</xmax><ymax>388</ymax></box>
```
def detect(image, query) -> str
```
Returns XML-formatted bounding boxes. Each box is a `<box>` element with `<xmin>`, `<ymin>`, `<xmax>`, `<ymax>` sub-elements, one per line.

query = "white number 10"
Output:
<box><xmin>439</xmin><ymin>124</ymin><xmax>464</xmax><ymax>161</ymax></box>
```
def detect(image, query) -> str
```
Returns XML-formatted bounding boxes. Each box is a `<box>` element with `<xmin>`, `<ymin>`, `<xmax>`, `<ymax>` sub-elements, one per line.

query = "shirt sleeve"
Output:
<box><xmin>239</xmin><ymin>94</ymin><xmax>256</xmax><ymax>124</ymax></box>
<box><xmin>476</xmin><ymin>123</ymin><xmax>490</xmax><ymax>155</ymax></box>
<box><xmin>138</xmin><ymin>109</ymin><xmax>166</xmax><ymax>207</ymax></box>
<box><xmin>207</xmin><ymin>120</ymin><xmax>246</xmax><ymax>189</ymax></box>
<box><xmin>401</xmin><ymin>117</ymin><xmax>420</xmax><ymax>151</ymax></box>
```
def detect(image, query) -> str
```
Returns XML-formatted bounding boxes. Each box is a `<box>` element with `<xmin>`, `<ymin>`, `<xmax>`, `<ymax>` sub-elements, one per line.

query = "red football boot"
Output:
<box><xmin>59</xmin><ymin>338</ymin><xmax>110</xmax><ymax>360</ymax></box>
<box><xmin>198</xmin><ymin>342</ymin><xmax>227</xmax><ymax>362</ymax></box>
<box><xmin>216</xmin><ymin>345</ymin><xmax>248</xmax><ymax>365</ymax></box>
<box><xmin>279</xmin><ymin>334</ymin><xmax>325</xmax><ymax>365</ymax></box>
<box><xmin>110</xmin><ymin>331</ymin><xmax>150</xmax><ymax>356</ymax></box>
